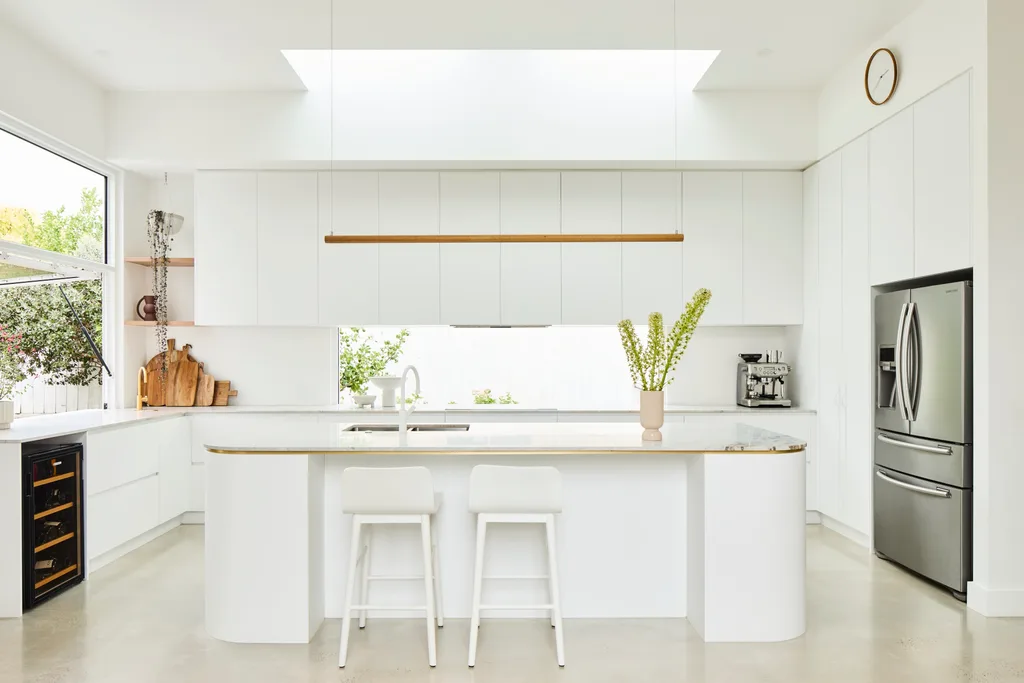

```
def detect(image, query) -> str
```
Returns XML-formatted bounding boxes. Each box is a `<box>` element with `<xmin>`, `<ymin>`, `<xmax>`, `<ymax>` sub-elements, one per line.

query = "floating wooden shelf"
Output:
<box><xmin>125</xmin><ymin>257</ymin><xmax>195</xmax><ymax>267</ymax></box>
<box><xmin>324</xmin><ymin>233</ymin><xmax>684</xmax><ymax>244</ymax></box>
<box><xmin>125</xmin><ymin>321</ymin><xmax>195</xmax><ymax>327</ymax></box>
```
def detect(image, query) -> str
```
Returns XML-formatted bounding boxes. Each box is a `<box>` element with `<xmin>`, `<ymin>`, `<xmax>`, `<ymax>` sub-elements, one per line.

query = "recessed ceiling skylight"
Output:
<box><xmin>281</xmin><ymin>50</ymin><xmax>720</xmax><ymax>92</ymax></box>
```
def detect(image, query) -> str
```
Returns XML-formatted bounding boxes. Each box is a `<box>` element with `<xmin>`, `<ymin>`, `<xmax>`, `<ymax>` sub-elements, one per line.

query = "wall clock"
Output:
<box><xmin>865</xmin><ymin>48</ymin><xmax>898</xmax><ymax>105</ymax></box>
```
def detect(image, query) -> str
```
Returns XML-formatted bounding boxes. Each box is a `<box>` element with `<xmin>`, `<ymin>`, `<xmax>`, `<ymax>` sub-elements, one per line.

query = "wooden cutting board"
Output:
<box><xmin>195</xmin><ymin>364</ymin><xmax>215</xmax><ymax>407</ymax></box>
<box><xmin>166</xmin><ymin>344</ymin><xmax>199</xmax><ymax>407</ymax></box>
<box><xmin>213</xmin><ymin>380</ymin><xmax>238</xmax><ymax>406</ymax></box>
<box><xmin>143</xmin><ymin>339</ymin><xmax>177</xmax><ymax>407</ymax></box>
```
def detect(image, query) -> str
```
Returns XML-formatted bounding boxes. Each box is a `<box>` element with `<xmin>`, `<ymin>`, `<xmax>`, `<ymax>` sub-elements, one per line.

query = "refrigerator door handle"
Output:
<box><xmin>899</xmin><ymin>302</ymin><xmax>915</xmax><ymax>422</ymax></box>
<box><xmin>907</xmin><ymin>302</ymin><xmax>921</xmax><ymax>421</ymax></box>
<box><xmin>876</xmin><ymin>432</ymin><xmax>953</xmax><ymax>455</ymax></box>
<box><xmin>894</xmin><ymin>302</ymin><xmax>909</xmax><ymax>420</ymax></box>
<box><xmin>876</xmin><ymin>470</ymin><xmax>951</xmax><ymax>498</ymax></box>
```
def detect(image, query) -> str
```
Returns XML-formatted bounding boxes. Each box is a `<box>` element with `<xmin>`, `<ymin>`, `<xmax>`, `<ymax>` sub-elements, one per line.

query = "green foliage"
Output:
<box><xmin>0</xmin><ymin>189</ymin><xmax>105</xmax><ymax>388</ymax></box>
<box><xmin>472</xmin><ymin>389</ymin><xmax>518</xmax><ymax>405</ymax></box>
<box><xmin>338</xmin><ymin>328</ymin><xmax>409</xmax><ymax>396</ymax></box>
<box><xmin>618</xmin><ymin>288</ymin><xmax>712</xmax><ymax>392</ymax></box>
<box><xmin>0</xmin><ymin>324</ymin><xmax>26</xmax><ymax>399</ymax></box>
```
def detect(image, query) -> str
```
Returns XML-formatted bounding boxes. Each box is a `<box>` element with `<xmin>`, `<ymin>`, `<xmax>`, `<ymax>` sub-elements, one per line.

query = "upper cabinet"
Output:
<box><xmin>257</xmin><ymin>172</ymin><xmax>319</xmax><ymax>326</ymax></box>
<box><xmin>682</xmin><ymin>172</ymin><xmax>743</xmax><ymax>326</ymax></box>
<box><xmin>378</xmin><ymin>172</ymin><xmax>441</xmax><ymax>325</ymax></box>
<box><xmin>913</xmin><ymin>73</ymin><xmax>972</xmax><ymax>277</ymax></box>
<box><xmin>439</xmin><ymin>172</ymin><xmax>500</xmax><ymax>325</ymax></box>
<box><xmin>621</xmin><ymin>172</ymin><xmax>682</xmax><ymax>324</ymax></box>
<box><xmin>318</xmin><ymin>172</ymin><xmax>380</xmax><ymax>326</ymax></box>
<box><xmin>869</xmin><ymin>108</ymin><xmax>914</xmax><ymax>285</ymax></box>
<box><xmin>560</xmin><ymin>172</ymin><xmax>622</xmax><ymax>324</ymax></box>
<box><xmin>499</xmin><ymin>172</ymin><xmax>562</xmax><ymax>326</ymax></box>
<box><xmin>742</xmin><ymin>172</ymin><xmax>803</xmax><ymax>325</ymax></box>
<box><xmin>195</xmin><ymin>171</ymin><xmax>258</xmax><ymax>326</ymax></box>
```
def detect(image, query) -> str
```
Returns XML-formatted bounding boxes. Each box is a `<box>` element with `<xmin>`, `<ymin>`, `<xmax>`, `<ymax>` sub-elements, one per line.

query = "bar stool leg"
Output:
<box><xmin>431</xmin><ymin>513</ymin><xmax>444</xmax><ymax>628</ymax></box>
<box><xmin>339</xmin><ymin>518</ymin><xmax>363</xmax><ymax>668</ymax></box>
<box><xmin>359</xmin><ymin>525</ymin><xmax>372</xmax><ymax>629</ymax></box>
<box><xmin>545</xmin><ymin>514</ymin><xmax>565</xmax><ymax>667</ymax></box>
<box><xmin>420</xmin><ymin>515</ymin><xmax>437</xmax><ymax>667</ymax></box>
<box><xmin>468</xmin><ymin>514</ymin><xmax>487</xmax><ymax>667</ymax></box>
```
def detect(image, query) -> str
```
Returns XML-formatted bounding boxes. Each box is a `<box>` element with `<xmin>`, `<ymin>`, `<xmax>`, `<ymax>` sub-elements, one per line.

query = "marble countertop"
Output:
<box><xmin>204</xmin><ymin>422</ymin><xmax>806</xmax><ymax>455</ymax></box>
<box><xmin>0</xmin><ymin>403</ymin><xmax>814</xmax><ymax>444</ymax></box>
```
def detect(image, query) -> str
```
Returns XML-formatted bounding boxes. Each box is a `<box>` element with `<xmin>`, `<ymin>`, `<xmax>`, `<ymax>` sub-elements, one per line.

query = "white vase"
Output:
<box><xmin>0</xmin><ymin>399</ymin><xmax>13</xmax><ymax>430</ymax></box>
<box><xmin>370</xmin><ymin>376</ymin><xmax>403</xmax><ymax>408</ymax></box>
<box><xmin>640</xmin><ymin>391</ymin><xmax>664</xmax><ymax>441</ymax></box>
<box><xmin>352</xmin><ymin>394</ymin><xmax>376</xmax><ymax>408</ymax></box>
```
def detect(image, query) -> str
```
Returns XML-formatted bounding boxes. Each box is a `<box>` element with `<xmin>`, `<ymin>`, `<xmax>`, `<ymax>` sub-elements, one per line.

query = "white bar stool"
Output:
<box><xmin>467</xmin><ymin>464</ymin><xmax>564</xmax><ymax>668</ymax></box>
<box><xmin>338</xmin><ymin>466</ymin><xmax>443</xmax><ymax>668</ymax></box>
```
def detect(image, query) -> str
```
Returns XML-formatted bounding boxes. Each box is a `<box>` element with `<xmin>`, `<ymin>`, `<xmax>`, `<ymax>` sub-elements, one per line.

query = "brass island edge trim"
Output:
<box><xmin>205</xmin><ymin>446</ymin><xmax>807</xmax><ymax>456</ymax></box>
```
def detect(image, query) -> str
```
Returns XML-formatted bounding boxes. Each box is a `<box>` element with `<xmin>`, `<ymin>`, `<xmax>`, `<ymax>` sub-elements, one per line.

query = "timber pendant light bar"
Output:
<box><xmin>325</xmin><ymin>233</ymin><xmax>684</xmax><ymax>244</ymax></box>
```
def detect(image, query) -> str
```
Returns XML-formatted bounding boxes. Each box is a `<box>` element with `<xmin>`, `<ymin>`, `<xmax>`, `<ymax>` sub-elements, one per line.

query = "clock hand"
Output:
<box><xmin>873</xmin><ymin>69</ymin><xmax>890</xmax><ymax>93</ymax></box>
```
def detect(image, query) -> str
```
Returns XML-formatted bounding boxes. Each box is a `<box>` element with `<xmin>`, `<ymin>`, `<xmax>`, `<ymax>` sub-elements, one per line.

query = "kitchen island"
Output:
<box><xmin>205</xmin><ymin>421</ymin><xmax>806</xmax><ymax>645</ymax></box>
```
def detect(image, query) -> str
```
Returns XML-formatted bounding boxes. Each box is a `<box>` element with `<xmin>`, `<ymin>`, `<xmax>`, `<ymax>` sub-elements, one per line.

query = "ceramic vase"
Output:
<box><xmin>0</xmin><ymin>399</ymin><xmax>13</xmax><ymax>430</ymax></box>
<box><xmin>370</xmin><ymin>376</ymin><xmax>403</xmax><ymax>408</ymax></box>
<box><xmin>640</xmin><ymin>390</ymin><xmax>664</xmax><ymax>441</ymax></box>
<box><xmin>136</xmin><ymin>295</ymin><xmax>158</xmax><ymax>321</ymax></box>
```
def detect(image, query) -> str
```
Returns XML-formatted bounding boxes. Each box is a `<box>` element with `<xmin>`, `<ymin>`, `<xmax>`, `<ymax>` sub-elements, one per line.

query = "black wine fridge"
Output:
<box><xmin>23</xmin><ymin>442</ymin><xmax>84</xmax><ymax>610</ymax></box>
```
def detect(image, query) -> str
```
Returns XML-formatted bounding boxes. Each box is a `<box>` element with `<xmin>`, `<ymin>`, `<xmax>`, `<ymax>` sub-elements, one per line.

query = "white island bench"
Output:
<box><xmin>205</xmin><ymin>421</ymin><xmax>806</xmax><ymax>645</ymax></box>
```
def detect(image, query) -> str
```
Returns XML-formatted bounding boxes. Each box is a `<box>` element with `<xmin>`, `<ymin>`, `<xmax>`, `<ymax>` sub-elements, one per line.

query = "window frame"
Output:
<box><xmin>0</xmin><ymin>112</ymin><xmax>121</xmax><ymax>411</ymax></box>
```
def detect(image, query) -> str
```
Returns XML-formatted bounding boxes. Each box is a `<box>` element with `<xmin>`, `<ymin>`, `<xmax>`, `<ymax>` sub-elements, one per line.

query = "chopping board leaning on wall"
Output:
<box><xmin>142</xmin><ymin>339</ymin><xmax>237</xmax><ymax>408</ymax></box>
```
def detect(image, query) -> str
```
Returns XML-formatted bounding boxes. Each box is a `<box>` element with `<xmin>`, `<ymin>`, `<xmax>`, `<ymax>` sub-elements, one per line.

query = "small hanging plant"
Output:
<box><xmin>146</xmin><ymin>210</ymin><xmax>175</xmax><ymax>372</ymax></box>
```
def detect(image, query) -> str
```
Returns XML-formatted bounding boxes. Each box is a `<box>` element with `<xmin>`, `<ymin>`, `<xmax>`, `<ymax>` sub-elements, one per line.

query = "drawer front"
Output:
<box><xmin>873</xmin><ymin>465</ymin><xmax>970</xmax><ymax>592</ymax></box>
<box><xmin>874</xmin><ymin>430</ymin><xmax>969</xmax><ymax>487</ymax></box>
<box><xmin>86</xmin><ymin>425</ymin><xmax>159</xmax><ymax>496</ymax></box>
<box><xmin>87</xmin><ymin>474</ymin><xmax>160</xmax><ymax>559</ymax></box>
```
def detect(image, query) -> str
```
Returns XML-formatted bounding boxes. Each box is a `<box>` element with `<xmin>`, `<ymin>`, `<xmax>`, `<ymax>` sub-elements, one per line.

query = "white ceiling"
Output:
<box><xmin>0</xmin><ymin>0</ymin><xmax>923</xmax><ymax>92</ymax></box>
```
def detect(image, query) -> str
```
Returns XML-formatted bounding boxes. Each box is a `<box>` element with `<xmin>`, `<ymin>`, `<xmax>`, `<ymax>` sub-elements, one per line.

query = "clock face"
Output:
<box><xmin>865</xmin><ymin>48</ymin><xmax>898</xmax><ymax>105</ymax></box>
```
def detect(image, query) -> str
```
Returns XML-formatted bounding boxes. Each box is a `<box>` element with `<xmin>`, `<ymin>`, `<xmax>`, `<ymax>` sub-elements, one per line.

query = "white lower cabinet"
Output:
<box><xmin>158</xmin><ymin>418</ymin><xmax>192</xmax><ymax>524</ymax></box>
<box><xmin>88</xmin><ymin>475</ymin><xmax>159</xmax><ymax>560</ymax></box>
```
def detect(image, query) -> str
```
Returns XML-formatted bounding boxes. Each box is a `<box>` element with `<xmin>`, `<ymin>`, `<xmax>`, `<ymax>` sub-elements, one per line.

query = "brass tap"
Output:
<box><xmin>137</xmin><ymin>366</ymin><xmax>148</xmax><ymax>410</ymax></box>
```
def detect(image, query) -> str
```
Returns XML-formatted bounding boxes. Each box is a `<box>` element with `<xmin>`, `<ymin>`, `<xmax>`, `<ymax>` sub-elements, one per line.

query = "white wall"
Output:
<box><xmin>0</xmin><ymin>18</ymin><xmax>106</xmax><ymax>159</ymax></box>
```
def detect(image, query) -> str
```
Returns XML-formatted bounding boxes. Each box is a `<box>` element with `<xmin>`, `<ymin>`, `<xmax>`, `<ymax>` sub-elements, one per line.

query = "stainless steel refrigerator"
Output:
<box><xmin>873</xmin><ymin>280</ymin><xmax>972</xmax><ymax>599</ymax></box>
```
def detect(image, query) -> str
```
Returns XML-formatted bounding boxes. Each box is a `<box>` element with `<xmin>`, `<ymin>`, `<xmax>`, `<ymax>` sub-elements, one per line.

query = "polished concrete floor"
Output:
<box><xmin>2</xmin><ymin>525</ymin><xmax>1023</xmax><ymax>683</ymax></box>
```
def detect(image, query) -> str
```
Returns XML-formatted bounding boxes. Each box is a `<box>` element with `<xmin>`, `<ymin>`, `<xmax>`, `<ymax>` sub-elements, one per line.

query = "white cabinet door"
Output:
<box><xmin>319</xmin><ymin>172</ymin><xmax>379</xmax><ymax>325</ymax></box>
<box><xmin>378</xmin><ymin>172</ymin><xmax>440</xmax><ymax>324</ymax></box>
<box><xmin>816</xmin><ymin>153</ymin><xmax>843</xmax><ymax>521</ymax></box>
<box><xmin>560</xmin><ymin>172</ymin><xmax>622</xmax><ymax>324</ymax></box>
<box><xmin>742</xmin><ymin>172</ymin><xmax>803</xmax><ymax>325</ymax></box>
<box><xmin>841</xmin><ymin>136</ymin><xmax>873</xmax><ymax>535</ymax></box>
<box><xmin>257</xmin><ymin>172</ymin><xmax>319</xmax><ymax>326</ymax></box>
<box><xmin>797</xmin><ymin>166</ymin><xmax>819</xmax><ymax>410</ymax></box>
<box><xmin>194</xmin><ymin>171</ymin><xmax>258</xmax><ymax>325</ymax></box>
<box><xmin>621</xmin><ymin>171</ymin><xmax>683</xmax><ymax>324</ymax></box>
<box><xmin>157</xmin><ymin>417</ymin><xmax>191</xmax><ymax>524</ymax></box>
<box><xmin>681</xmin><ymin>172</ymin><xmax>743</xmax><ymax>325</ymax></box>
<box><xmin>87</xmin><ymin>475</ymin><xmax>159</xmax><ymax>560</ymax></box>
<box><xmin>86</xmin><ymin>424</ymin><xmax>159</xmax><ymax>497</ymax></box>
<box><xmin>439</xmin><ymin>172</ymin><xmax>500</xmax><ymax>325</ymax></box>
<box><xmin>869</xmin><ymin>107</ymin><xmax>914</xmax><ymax>284</ymax></box>
<box><xmin>499</xmin><ymin>172</ymin><xmax>562</xmax><ymax>325</ymax></box>
<box><xmin>914</xmin><ymin>73</ymin><xmax>972</xmax><ymax>276</ymax></box>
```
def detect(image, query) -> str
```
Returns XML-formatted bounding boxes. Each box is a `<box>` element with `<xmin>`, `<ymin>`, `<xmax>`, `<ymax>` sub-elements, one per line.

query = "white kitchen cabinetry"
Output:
<box><xmin>195</xmin><ymin>171</ymin><xmax>258</xmax><ymax>326</ymax></box>
<box><xmin>319</xmin><ymin>172</ymin><xmax>379</xmax><ymax>325</ymax></box>
<box><xmin>87</xmin><ymin>423</ymin><xmax>159</xmax><ymax>497</ymax></box>
<box><xmin>499</xmin><ymin>172</ymin><xmax>562</xmax><ymax>325</ymax></box>
<box><xmin>378</xmin><ymin>172</ymin><xmax>441</xmax><ymax>324</ymax></box>
<box><xmin>869</xmin><ymin>107</ymin><xmax>914</xmax><ymax>284</ymax></box>
<box><xmin>742</xmin><ymin>172</ymin><xmax>803</xmax><ymax>325</ymax></box>
<box><xmin>157</xmin><ymin>417</ymin><xmax>192</xmax><ymax>524</ymax></box>
<box><xmin>840</xmin><ymin>136</ymin><xmax>872</xmax><ymax>535</ymax></box>
<box><xmin>561</xmin><ymin>172</ymin><xmax>622</xmax><ymax>324</ymax></box>
<box><xmin>913</xmin><ymin>73</ymin><xmax>972</xmax><ymax>277</ymax></box>
<box><xmin>440</xmin><ymin>172</ymin><xmax>500</xmax><ymax>325</ymax></box>
<box><xmin>682</xmin><ymin>172</ymin><xmax>743</xmax><ymax>326</ymax></box>
<box><xmin>621</xmin><ymin>171</ymin><xmax>683</xmax><ymax>323</ymax></box>
<box><xmin>88</xmin><ymin>474</ymin><xmax>159</xmax><ymax>560</ymax></box>
<box><xmin>257</xmin><ymin>172</ymin><xmax>319</xmax><ymax>326</ymax></box>
<box><xmin>815</xmin><ymin>153</ymin><xmax>843</xmax><ymax>522</ymax></box>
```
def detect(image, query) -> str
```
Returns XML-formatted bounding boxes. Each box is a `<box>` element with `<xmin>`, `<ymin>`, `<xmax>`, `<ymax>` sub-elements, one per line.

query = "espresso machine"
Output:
<box><xmin>736</xmin><ymin>351</ymin><xmax>792</xmax><ymax>408</ymax></box>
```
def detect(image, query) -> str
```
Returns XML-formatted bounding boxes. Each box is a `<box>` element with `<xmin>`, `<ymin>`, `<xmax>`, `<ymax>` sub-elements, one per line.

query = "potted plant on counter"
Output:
<box><xmin>618</xmin><ymin>288</ymin><xmax>712</xmax><ymax>441</ymax></box>
<box><xmin>339</xmin><ymin>328</ymin><xmax>409</xmax><ymax>407</ymax></box>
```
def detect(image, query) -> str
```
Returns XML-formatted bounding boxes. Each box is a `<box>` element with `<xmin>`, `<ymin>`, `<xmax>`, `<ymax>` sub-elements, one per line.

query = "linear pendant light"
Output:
<box><xmin>324</xmin><ymin>233</ymin><xmax>684</xmax><ymax>244</ymax></box>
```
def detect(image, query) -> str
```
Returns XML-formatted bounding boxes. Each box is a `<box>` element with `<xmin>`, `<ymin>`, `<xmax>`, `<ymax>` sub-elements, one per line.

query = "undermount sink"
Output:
<box><xmin>343</xmin><ymin>424</ymin><xmax>470</xmax><ymax>433</ymax></box>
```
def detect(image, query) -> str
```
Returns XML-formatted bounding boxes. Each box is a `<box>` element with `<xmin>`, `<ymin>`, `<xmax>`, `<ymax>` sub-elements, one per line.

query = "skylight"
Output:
<box><xmin>281</xmin><ymin>50</ymin><xmax>720</xmax><ymax>92</ymax></box>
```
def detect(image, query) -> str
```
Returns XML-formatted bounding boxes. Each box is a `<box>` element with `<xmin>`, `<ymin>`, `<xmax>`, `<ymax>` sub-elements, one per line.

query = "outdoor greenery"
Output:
<box><xmin>472</xmin><ymin>389</ymin><xmax>518</xmax><ymax>405</ymax></box>
<box><xmin>0</xmin><ymin>189</ymin><xmax>104</xmax><ymax>390</ymax></box>
<box><xmin>618</xmin><ymin>288</ymin><xmax>712</xmax><ymax>392</ymax></box>
<box><xmin>338</xmin><ymin>328</ymin><xmax>410</xmax><ymax>396</ymax></box>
